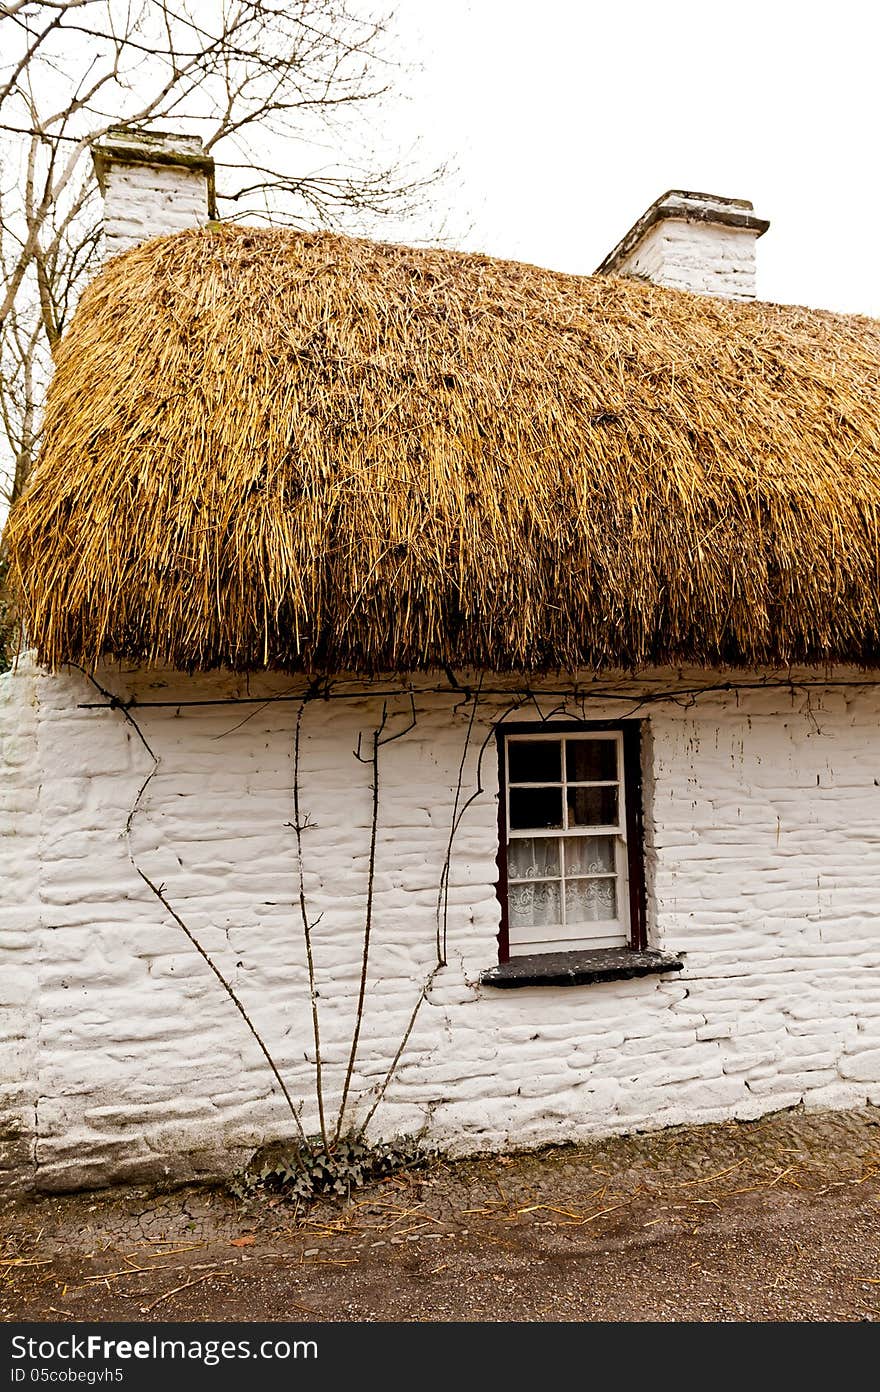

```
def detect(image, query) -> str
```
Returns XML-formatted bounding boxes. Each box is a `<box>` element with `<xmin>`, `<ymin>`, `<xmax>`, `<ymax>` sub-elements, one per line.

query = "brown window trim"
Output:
<box><xmin>494</xmin><ymin>719</ymin><xmax>647</xmax><ymax>964</ymax></box>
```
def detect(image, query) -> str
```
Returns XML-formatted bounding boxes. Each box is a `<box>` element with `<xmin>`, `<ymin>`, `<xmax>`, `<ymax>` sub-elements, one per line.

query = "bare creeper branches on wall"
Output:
<box><xmin>59</xmin><ymin>668</ymin><xmax>871</xmax><ymax>1179</ymax></box>
<box><xmin>82</xmin><ymin>672</ymin><xmax>472</xmax><ymax>1169</ymax></box>
<box><xmin>74</xmin><ymin>665</ymin><xmax>312</xmax><ymax>1149</ymax></box>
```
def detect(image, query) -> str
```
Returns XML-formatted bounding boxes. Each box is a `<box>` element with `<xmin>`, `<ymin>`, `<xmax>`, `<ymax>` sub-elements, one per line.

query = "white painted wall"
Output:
<box><xmin>3</xmin><ymin>657</ymin><xmax>880</xmax><ymax>1192</ymax></box>
<box><xmin>614</xmin><ymin>220</ymin><xmax>759</xmax><ymax>299</ymax></box>
<box><xmin>0</xmin><ymin>659</ymin><xmax>40</xmax><ymax>1187</ymax></box>
<box><xmin>101</xmin><ymin>161</ymin><xmax>210</xmax><ymax>259</ymax></box>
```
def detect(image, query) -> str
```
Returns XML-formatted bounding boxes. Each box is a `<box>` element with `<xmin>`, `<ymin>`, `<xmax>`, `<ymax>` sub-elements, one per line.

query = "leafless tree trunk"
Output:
<box><xmin>0</xmin><ymin>0</ymin><xmax>441</xmax><ymax>517</ymax></box>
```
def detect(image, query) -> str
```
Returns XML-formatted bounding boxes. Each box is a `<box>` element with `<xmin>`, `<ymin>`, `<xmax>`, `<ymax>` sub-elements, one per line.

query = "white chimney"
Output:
<box><xmin>595</xmin><ymin>189</ymin><xmax>769</xmax><ymax>300</ymax></box>
<box><xmin>92</xmin><ymin>128</ymin><xmax>215</xmax><ymax>259</ymax></box>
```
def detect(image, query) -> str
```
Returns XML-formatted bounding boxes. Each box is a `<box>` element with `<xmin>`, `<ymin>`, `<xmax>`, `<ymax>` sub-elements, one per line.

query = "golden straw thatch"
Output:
<box><xmin>7</xmin><ymin>224</ymin><xmax>880</xmax><ymax>674</ymax></box>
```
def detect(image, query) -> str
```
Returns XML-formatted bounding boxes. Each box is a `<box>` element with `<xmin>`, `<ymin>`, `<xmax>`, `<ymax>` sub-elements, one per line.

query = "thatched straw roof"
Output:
<box><xmin>7</xmin><ymin>224</ymin><xmax>880</xmax><ymax>674</ymax></box>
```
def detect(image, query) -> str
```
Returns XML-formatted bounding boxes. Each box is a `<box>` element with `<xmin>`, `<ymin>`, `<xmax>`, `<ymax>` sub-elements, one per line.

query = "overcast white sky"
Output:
<box><xmin>389</xmin><ymin>0</ymin><xmax>880</xmax><ymax>316</ymax></box>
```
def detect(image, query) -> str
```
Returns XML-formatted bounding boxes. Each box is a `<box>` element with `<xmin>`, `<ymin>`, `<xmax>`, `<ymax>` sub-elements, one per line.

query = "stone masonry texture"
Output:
<box><xmin>2</xmin><ymin>657</ymin><xmax>880</xmax><ymax>1191</ymax></box>
<box><xmin>613</xmin><ymin>219</ymin><xmax>759</xmax><ymax>299</ymax></box>
<box><xmin>102</xmin><ymin>160</ymin><xmax>209</xmax><ymax>259</ymax></box>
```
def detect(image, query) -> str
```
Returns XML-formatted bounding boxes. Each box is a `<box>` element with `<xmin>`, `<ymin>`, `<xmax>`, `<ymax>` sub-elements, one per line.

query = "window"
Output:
<box><xmin>496</xmin><ymin>723</ymin><xmax>645</xmax><ymax>961</ymax></box>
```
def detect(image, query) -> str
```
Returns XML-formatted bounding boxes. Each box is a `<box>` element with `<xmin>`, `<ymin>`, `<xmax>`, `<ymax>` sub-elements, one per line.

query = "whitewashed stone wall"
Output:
<box><xmin>3</xmin><ymin>658</ymin><xmax>880</xmax><ymax>1191</ymax></box>
<box><xmin>614</xmin><ymin>220</ymin><xmax>759</xmax><ymax>299</ymax></box>
<box><xmin>102</xmin><ymin>162</ymin><xmax>209</xmax><ymax>259</ymax></box>
<box><xmin>0</xmin><ymin>657</ymin><xmax>40</xmax><ymax>1187</ymax></box>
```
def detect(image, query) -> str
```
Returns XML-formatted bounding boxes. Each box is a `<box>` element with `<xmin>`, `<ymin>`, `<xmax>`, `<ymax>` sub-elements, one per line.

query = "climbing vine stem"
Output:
<box><xmin>72</xmin><ymin>665</ymin><xmax>310</xmax><ymax>1146</ymax></box>
<box><xmin>66</xmin><ymin>664</ymin><xmax>813</xmax><ymax>1159</ymax></box>
<box><xmin>292</xmin><ymin>694</ymin><xmax>329</xmax><ymax>1151</ymax></box>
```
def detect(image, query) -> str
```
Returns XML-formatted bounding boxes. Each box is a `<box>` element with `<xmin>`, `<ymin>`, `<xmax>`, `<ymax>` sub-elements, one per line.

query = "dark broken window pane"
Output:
<box><xmin>565</xmin><ymin>738</ymin><xmax>617</xmax><ymax>783</ymax></box>
<box><xmin>567</xmin><ymin>785</ymin><xmax>618</xmax><ymax>828</ymax></box>
<box><xmin>509</xmin><ymin>786</ymin><xmax>563</xmax><ymax>830</ymax></box>
<box><xmin>508</xmin><ymin>739</ymin><xmax>561</xmax><ymax>784</ymax></box>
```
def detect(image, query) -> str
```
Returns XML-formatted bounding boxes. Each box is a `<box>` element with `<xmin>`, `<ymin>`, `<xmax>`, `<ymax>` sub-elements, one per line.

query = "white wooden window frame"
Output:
<box><xmin>503</xmin><ymin>730</ymin><xmax>630</xmax><ymax>956</ymax></box>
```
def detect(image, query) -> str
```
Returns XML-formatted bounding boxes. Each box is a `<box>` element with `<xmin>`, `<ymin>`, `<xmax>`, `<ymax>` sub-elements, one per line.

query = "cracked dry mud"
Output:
<box><xmin>2</xmin><ymin>1106</ymin><xmax>880</xmax><ymax>1323</ymax></box>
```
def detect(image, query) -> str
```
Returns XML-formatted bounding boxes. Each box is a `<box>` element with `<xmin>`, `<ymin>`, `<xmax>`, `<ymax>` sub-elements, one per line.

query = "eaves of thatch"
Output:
<box><xmin>7</xmin><ymin>224</ymin><xmax>880</xmax><ymax>675</ymax></box>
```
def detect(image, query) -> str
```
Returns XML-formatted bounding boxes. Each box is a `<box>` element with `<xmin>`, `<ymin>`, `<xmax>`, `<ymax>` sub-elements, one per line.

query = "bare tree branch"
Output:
<box><xmin>0</xmin><ymin>0</ymin><xmax>445</xmax><ymax>519</ymax></box>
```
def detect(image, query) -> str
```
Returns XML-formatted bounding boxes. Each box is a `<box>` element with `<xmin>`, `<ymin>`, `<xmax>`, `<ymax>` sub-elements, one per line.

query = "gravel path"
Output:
<box><xmin>2</xmin><ymin>1106</ymin><xmax>880</xmax><ymax>1322</ymax></box>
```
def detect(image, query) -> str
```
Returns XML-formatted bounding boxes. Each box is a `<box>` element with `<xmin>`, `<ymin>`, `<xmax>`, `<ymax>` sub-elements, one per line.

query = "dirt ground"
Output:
<box><xmin>2</xmin><ymin>1106</ymin><xmax>880</xmax><ymax>1323</ymax></box>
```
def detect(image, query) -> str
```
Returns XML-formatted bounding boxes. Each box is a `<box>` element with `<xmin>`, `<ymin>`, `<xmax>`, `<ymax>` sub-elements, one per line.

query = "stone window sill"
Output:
<box><xmin>480</xmin><ymin>946</ymin><xmax>684</xmax><ymax>989</ymax></box>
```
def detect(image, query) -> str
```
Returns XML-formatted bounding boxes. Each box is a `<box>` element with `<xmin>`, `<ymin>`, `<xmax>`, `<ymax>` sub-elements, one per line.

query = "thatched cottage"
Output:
<box><xmin>3</xmin><ymin>132</ymin><xmax>880</xmax><ymax>1192</ymax></box>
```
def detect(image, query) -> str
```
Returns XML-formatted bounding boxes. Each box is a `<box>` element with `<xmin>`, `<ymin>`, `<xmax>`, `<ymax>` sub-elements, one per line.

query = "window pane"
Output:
<box><xmin>507</xmin><ymin>836</ymin><xmax>560</xmax><ymax>880</ymax></box>
<box><xmin>566</xmin><ymin>738</ymin><xmax>618</xmax><ymax>783</ymax></box>
<box><xmin>510</xmin><ymin>786</ymin><xmax>563</xmax><ymax>830</ymax></box>
<box><xmin>509</xmin><ymin>879</ymin><xmax>562</xmax><ymax>930</ymax></box>
<box><xmin>508</xmin><ymin>739</ymin><xmax>561</xmax><ymax>784</ymax></box>
<box><xmin>567</xmin><ymin>785</ymin><xmax>618</xmax><ymax>827</ymax></box>
<box><xmin>565</xmin><ymin>835</ymin><xmax>615</xmax><ymax>877</ymax></box>
<box><xmin>565</xmin><ymin>877</ymin><xmax>618</xmax><ymax>924</ymax></box>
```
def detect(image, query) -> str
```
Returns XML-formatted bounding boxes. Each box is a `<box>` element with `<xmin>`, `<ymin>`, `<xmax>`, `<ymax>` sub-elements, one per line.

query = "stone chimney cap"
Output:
<box><xmin>92</xmin><ymin>127</ymin><xmax>216</xmax><ymax>216</ymax></box>
<box><xmin>595</xmin><ymin>189</ymin><xmax>770</xmax><ymax>277</ymax></box>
